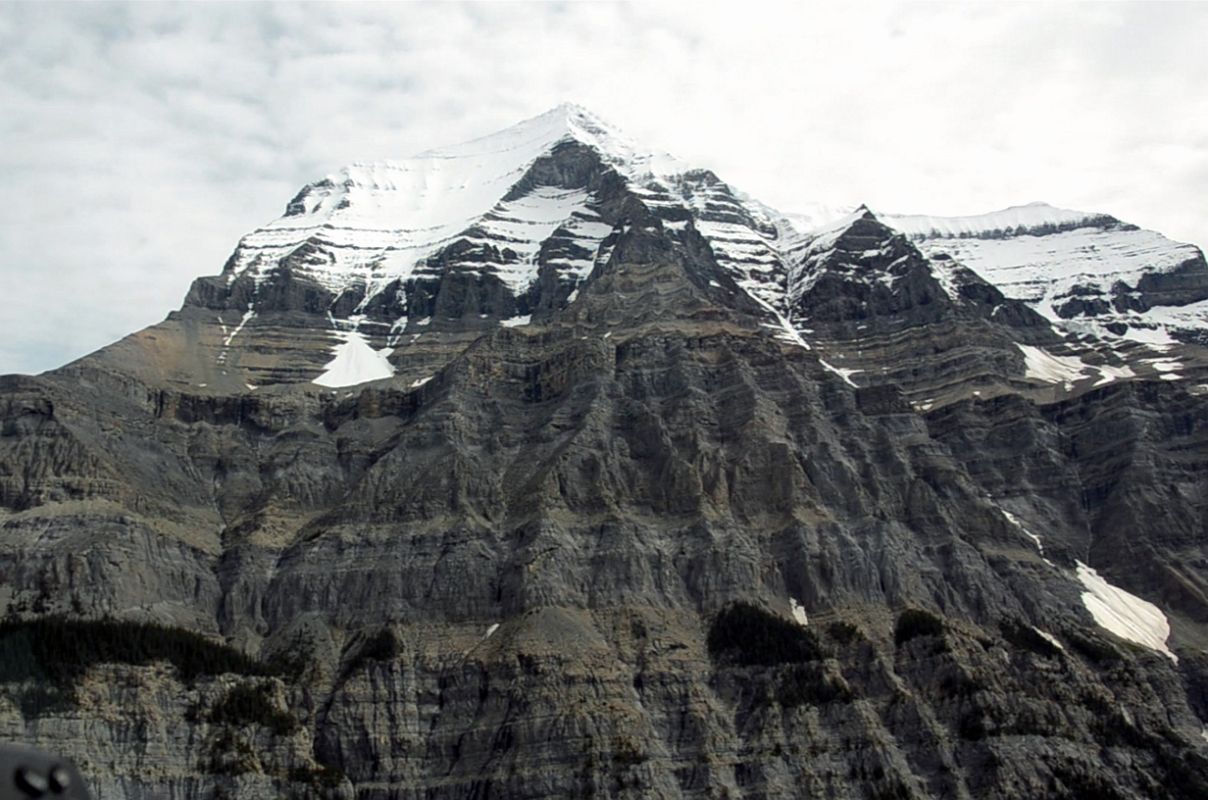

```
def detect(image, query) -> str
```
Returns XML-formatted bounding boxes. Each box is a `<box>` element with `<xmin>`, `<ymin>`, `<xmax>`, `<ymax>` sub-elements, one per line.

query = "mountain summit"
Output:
<box><xmin>213</xmin><ymin>103</ymin><xmax>677</xmax><ymax>309</ymax></box>
<box><xmin>3</xmin><ymin>105</ymin><xmax>1208</xmax><ymax>799</ymax></box>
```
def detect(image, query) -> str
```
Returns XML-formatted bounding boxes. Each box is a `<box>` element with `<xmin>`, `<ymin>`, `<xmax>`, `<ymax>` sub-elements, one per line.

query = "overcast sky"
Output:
<box><xmin>2</xmin><ymin>1</ymin><xmax>1206</xmax><ymax>374</ymax></box>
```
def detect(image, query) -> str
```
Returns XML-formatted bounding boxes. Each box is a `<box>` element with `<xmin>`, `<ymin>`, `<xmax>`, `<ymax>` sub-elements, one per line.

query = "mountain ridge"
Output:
<box><xmin>166</xmin><ymin>106</ymin><xmax>1207</xmax><ymax>394</ymax></box>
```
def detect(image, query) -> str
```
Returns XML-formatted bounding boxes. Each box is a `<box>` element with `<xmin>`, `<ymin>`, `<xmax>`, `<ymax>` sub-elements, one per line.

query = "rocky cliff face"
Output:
<box><xmin>3</xmin><ymin>105</ymin><xmax>1208</xmax><ymax>800</ymax></box>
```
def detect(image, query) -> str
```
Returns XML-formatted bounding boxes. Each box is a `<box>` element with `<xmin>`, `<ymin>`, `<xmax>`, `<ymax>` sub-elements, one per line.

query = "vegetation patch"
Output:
<box><xmin>208</xmin><ymin>681</ymin><xmax>300</xmax><ymax>736</ymax></box>
<box><xmin>337</xmin><ymin>628</ymin><xmax>401</xmax><ymax>683</ymax></box>
<box><xmin>0</xmin><ymin>617</ymin><xmax>275</xmax><ymax>698</ymax></box>
<box><xmin>206</xmin><ymin>728</ymin><xmax>257</xmax><ymax>776</ymax></box>
<box><xmin>775</xmin><ymin>663</ymin><xmax>853</xmax><ymax>707</ymax></box>
<box><xmin>957</xmin><ymin>705</ymin><xmax>990</xmax><ymax>741</ymax></box>
<box><xmin>287</xmin><ymin>764</ymin><xmax>347</xmax><ymax>792</ymax></box>
<box><xmin>357</xmin><ymin>629</ymin><xmax>400</xmax><ymax>663</ymax></box>
<box><xmin>265</xmin><ymin>632</ymin><xmax>315</xmax><ymax>681</ymax></box>
<box><xmin>869</xmin><ymin>781</ymin><xmax>915</xmax><ymax>800</ymax></box>
<box><xmin>1159</xmin><ymin>748</ymin><xmax>1208</xmax><ymax>800</ymax></box>
<box><xmin>893</xmin><ymin>609</ymin><xmax>945</xmax><ymax>646</ymax></box>
<box><xmin>956</xmin><ymin>699</ymin><xmax>1058</xmax><ymax>741</ymax></box>
<box><xmin>707</xmin><ymin>602</ymin><xmax>824</xmax><ymax>666</ymax></box>
<box><xmin>12</xmin><ymin>684</ymin><xmax>73</xmax><ymax>716</ymax></box>
<box><xmin>611</xmin><ymin>735</ymin><xmax>648</xmax><ymax>767</ymax></box>
<box><xmin>826</xmin><ymin>620</ymin><xmax>865</xmax><ymax>645</ymax></box>
<box><xmin>937</xmin><ymin>668</ymin><xmax>985</xmax><ymax>698</ymax></box>
<box><xmin>1049</xmin><ymin>765</ymin><xmax>1131</xmax><ymax>800</ymax></box>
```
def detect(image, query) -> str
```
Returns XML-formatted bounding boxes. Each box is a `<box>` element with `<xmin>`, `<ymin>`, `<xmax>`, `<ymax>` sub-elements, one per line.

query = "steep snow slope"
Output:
<box><xmin>876</xmin><ymin>203</ymin><xmax>1208</xmax><ymax>345</ymax></box>
<box><xmin>224</xmin><ymin>105</ymin><xmax>629</xmax><ymax>306</ymax></box>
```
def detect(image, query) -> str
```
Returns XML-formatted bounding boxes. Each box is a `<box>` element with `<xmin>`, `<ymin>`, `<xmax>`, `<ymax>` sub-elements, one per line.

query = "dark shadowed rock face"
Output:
<box><xmin>3</xmin><ymin>107</ymin><xmax>1208</xmax><ymax>799</ymax></box>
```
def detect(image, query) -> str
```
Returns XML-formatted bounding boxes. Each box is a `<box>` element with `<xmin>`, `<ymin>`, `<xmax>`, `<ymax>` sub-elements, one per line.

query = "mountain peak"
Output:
<box><xmin>415</xmin><ymin>103</ymin><xmax>645</xmax><ymax>168</ymax></box>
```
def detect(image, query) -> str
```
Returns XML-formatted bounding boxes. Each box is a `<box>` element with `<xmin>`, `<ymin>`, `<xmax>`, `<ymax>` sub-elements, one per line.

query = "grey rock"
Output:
<box><xmin>3</xmin><ymin>113</ymin><xmax>1208</xmax><ymax>800</ymax></box>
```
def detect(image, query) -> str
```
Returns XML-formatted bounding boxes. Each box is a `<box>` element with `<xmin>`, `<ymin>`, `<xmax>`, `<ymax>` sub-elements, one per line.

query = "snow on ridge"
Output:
<box><xmin>1076</xmin><ymin>561</ymin><xmax>1177</xmax><ymax>663</ymax></box>
<box><xmin>911</xmin><ymin>226</ymin><xmax>1199</xmax><ymax>307</ymax></box>
<box><xmin>802</xmin><ymin>206</ymin><xmax>877</xmax><ymax>248</ymax></box>
<box><xmin>780</xmin><ymin>201</ymin><xmax>861</xmax><ymax>237</ymax></box>
<box><xmin>471</xmin><ymin>186</ymin><xmax>604</xmax><ymax>294</ymax></box>
<box><xmin>777</xmin><ymin>198</ymin><xmax>1206</xmax><ymax>350</ymax></box>
<box><xmin>881</xmin><ymin>202</ymin><xmax>1110</xmax><ymax>240</ymax></box>
<box><xmin>206</xmin><ymin>107</ymin><xmax>1207</xmax><ymax>360</ymax></box>
<box><xmin>902</xmin><ymin>222</ymin><xmax>1203</xmax><ymax>348</ymax></box>
<box><xmin>221</xmin><ymin>104</ymin><xmax>674</xmax><ymax>310</ymax></box>
<box><xmin>929</xmin><ymin>257</ymin><xmax>964</xmax><ymax>301</ymax></box>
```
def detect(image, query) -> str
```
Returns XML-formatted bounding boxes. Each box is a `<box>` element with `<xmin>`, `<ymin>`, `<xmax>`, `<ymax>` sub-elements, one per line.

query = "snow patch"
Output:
<box><xmin>314</xmin><ymin>328</ymin><xmax>396</xmax><ymax>388</ymax></box>
<box><xmin>819</xmin><ymin>358</ymin><xmax>860</xmax><ymax>387</ymax></box>
<box><xmin>1016</xmin><ymin>344</ymin><xmax>1087</xmax><ymax>387</ymax></box>
<box><xmin>789</xmin><ymin>598</ymin><xmax>808</xmax><ymax>627</ymax></box>
<box><xmin>1075</xmin><ymin>561</ymin><xmax>1177</xmax><ymax>663</ymax></box>
<box><xmin>1144</xmin><ymin>357</ymin><xmax>1183</xmax><ymax>382</ymax></box>
<box><xmin>929</xmin><ymin>258</ymin><xmax>964</xmax><ymax>301</ymax></box>
<box><xmin>1092</xmin><ymin>363</ymin><xmax>1135</xmax><ymax>386</ymax></box>
<box><xmin>484</xmin><ymin>623</ymin><xmax>500</xmax><ymax>639</ymax></box>
<box><xmin>410</xmin><ymin>375</ymin><xmax>433</xmax><ymax>389</ymax></box>
<box><xmin>1001</xmin><ymin>509</ymin><xmax>1053</xmax><ymax>565</ymax></box>
<box><xmin>386</xmin><ymin>316</ymin><xmax>409</xmax><ymax>347</ymax></box>
<box><xmin>217</xmin><ymin>305</ymin><xmax>257</xmax><ymax>365</ymax></box>
<box><xmin>1033</xmin><ymin>627</ymin><xmax>1065</xmax><ymax>652</ymax></box>
<box><xmin>748</xmin><ymin>294</ymin><xmax>811</xmax><ymax>351</ymax></box>
<box><xmin>223</xmin><ymin>308</ymin><xmax>256</xmax><ymax>347</ymax></box>
<box><xmin>501</xmin><ymin>314</ymin><xmax>531</xmax><ymax>328</ymax></box>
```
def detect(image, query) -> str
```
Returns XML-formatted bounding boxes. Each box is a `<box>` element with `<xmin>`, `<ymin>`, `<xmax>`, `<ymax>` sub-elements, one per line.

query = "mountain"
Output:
<box><xmin>3</xmin><ymin>104</ymin><xmax>1208</xmax><ymax>800</ymax></box>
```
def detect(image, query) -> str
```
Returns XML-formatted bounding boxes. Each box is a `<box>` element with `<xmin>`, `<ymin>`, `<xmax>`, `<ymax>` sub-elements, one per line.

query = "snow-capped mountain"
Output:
<box><xmin>213</xmin><ymin>103</ymin><xmax>806</xmax><ymax>329</ymax></box>
<box><xmin>186</xmin><ymin>104</ymin><xmax>1208</xmax><ymax>394</ymax></box>
<box><xmin>6</xmin><ymin>104</ymin><xmax>1208</xmax><ymax>800</ymax></box>
<box><xmin>223</xmin><ymin>104</ymin><xmax>658</xmax><ymax>305</ymax></box>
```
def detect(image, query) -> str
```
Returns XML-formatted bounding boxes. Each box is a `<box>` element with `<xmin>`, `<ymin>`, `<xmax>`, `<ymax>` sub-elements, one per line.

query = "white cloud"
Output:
<box><xmin>1</xmin><ymin>1</ymin><xmax>1206</xmax><ymax>373</ymax></box>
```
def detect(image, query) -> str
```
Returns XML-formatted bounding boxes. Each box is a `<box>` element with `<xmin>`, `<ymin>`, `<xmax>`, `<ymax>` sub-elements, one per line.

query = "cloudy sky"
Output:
<box><xmin>2</xmin><ymin>1</ymin><xmax>1206</xmax><ymax>374</ymax></box>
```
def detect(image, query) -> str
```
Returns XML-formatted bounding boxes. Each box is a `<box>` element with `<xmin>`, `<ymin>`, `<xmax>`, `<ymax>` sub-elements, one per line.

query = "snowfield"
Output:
<box><xmin>1075</xmin><ymin>561</ymin><xmax>1177</xmax><ymax>663</ymax></box>
<box><xmin>314</xmin><ymin>327</ymin><xmax>396</xmax><ymax>388</ymax></box>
